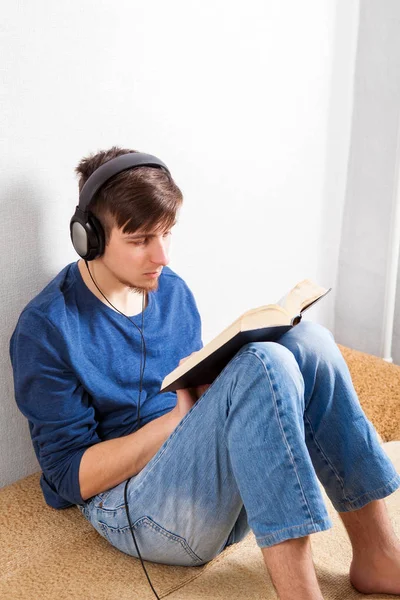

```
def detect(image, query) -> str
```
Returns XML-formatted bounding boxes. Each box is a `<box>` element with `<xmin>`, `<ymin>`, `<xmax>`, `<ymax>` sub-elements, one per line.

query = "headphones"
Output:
<box><xmin>69</xmin><ymin>152</ymin><xmax>171</xmax><ymax>260</ymax></box>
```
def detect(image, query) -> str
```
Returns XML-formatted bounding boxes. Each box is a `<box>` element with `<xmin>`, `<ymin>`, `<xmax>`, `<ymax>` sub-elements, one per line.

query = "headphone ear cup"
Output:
<box><xmin>70</xmin><ymin>209</ymin><xmax>105</xmax><ymax>260</ymax></box>
<box><xmin>88</xmin><ymin>214</ymin><xmax>105</xmax><ymax>259</ymax></box>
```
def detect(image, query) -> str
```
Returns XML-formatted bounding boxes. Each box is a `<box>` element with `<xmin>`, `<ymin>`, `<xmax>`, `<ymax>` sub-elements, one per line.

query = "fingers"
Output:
<box><xmin>179</xmin><ymin>351</ymin><xmax>197</xmax><ymax>366</ymax></box>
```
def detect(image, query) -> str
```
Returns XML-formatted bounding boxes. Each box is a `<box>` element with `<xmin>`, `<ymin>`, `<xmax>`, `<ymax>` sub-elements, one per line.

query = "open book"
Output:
<box><xmin>160</xmin><ymin>279</ymin><xmax>332</xmax><ymax>393</ymax></box>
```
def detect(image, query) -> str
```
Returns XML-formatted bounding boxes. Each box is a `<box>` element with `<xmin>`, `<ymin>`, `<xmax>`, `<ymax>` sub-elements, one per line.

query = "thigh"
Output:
<box><xmin>80</xmin><ymin>349</ymin><xmax>253</xmax><ymax>566</ymax></box>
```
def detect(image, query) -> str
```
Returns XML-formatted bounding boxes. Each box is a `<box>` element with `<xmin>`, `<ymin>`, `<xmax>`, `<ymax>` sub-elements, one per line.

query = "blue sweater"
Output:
<box><xmin>9</xmin><ymin>261</ymin><xmax>203</xmax><ymax>509</ymax></box>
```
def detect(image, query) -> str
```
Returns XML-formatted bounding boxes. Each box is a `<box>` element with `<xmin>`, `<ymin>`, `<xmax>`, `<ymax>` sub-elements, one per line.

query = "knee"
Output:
<box><xmin>232</xmin><ymin>342</ymin><xmax>306</xmax><ymax>405</ymax></box>
<box><xmin>241</xmin><ymin>340</ymin><xmax>294</xmax><ymax>360</ymax></box>
<box><xmin>297</xmin><ymin>320</ymin><xmax>333</xmax><ymax>340</ymax></box>
<box><xmin>239</xmin><ymin>340</ymin><xmax>302</xmax><ymax>378</ymax></box>
<box><xmin>297</xmin><ymin>320</ymin><xmax>335</xmax><ymax>349</ymax></box>
<box><xmin>286</xmin><ymin>320</ymin><xmax>340</xmax><ymax>366</ymax></box>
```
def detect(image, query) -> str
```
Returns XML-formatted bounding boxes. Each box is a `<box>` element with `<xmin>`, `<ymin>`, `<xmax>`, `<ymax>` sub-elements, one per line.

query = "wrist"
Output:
<box><xmin>167</xmin><ymin>406</ymin><xmax>180</xmax><ymax>431</ymax></box>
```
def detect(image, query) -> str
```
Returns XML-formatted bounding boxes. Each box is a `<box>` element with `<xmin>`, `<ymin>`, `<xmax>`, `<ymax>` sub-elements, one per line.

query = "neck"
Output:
<box><xmin>78</xmin><ymin>259</ymin><xmax>147</xmax><ymax>316</ymax></box>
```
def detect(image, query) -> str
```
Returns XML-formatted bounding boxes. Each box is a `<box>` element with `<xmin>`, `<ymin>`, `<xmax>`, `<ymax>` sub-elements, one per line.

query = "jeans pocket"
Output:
<box><xmin>97</xmin><ymin>514</ymin><xmax>206</xmax><ymax>567</ymax></box>
<box><xmin>76</xmin><ymin>488</ymin><xmax>114</xmax><ymax>521</ymax></box>
<box><xmin>92</xmin><ymin>488</ymin><xmax>114</xmax><ymax>508</ymax></box>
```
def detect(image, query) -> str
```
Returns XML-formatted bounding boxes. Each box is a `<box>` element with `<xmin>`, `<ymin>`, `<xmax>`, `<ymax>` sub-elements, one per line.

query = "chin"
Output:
<box><xmin>148</xmin><ymin>280</ymin><xmax>160</xmax><ymax>291</ymax></box>
<box><xmin>138</xmin><ymin>278</ymin><xmax>160</xmax><ymax>293</ymax></box>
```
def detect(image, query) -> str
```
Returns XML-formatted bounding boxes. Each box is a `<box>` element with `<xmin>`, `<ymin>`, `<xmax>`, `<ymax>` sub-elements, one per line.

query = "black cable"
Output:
<box><xmin>85</xmin><ymin>260</ymin><xmax>161</xmax><ymax>600</ymax></box>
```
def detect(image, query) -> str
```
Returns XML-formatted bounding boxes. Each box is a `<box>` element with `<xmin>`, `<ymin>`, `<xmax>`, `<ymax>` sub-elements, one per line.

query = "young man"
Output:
<box><xmin>9</xmin><ymin>147</ymin><xmax>400</xmax><ymax>600</ymax></box>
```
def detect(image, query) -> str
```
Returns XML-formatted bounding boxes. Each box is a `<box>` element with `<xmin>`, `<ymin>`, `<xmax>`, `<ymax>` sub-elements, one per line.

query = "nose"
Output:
<box><xmin>149</xmin><ymin>236</ymin><xmax>170</xmax><ymax>268</ymax></box>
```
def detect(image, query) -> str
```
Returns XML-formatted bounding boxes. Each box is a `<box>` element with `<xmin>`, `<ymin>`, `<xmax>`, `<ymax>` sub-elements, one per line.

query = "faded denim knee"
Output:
<box><xmin>237</xmin><ymin>341</ymin><xmax>305</xmax><ymax>400</ymax></box>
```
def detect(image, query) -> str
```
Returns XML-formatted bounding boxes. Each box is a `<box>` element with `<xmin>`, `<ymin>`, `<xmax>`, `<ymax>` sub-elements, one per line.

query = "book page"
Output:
<box><xmin>276</xmin><ymin>291</ymin><xmax>289</xmax><ymax>310</ymax></box>
<box><xmin>284</xmin><ymin>279</ymin><xmax>329</xmax><ymax>316</ymax></box>
<box><xmin>241</xmin><ymin>305</ymin><xmax>290</xmax><ymax>330</ymax></box>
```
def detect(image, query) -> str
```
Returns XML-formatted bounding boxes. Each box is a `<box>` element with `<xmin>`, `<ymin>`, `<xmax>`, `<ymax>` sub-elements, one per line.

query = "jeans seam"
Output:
<box><xmin>255</xmin><ymin>517</ymin><xmax>331</xmax><ymax>542</ymax></box>
<box><xmin>98</xmin><ymin>515</ymin><xmax>205</xmax><ymax>563</ymax></box>
<box><xmin>335</xmin><ymin>472</ymin><xmax>400</xmax><ymax>509</ymax></box>
<box><xmin>242</xmin><ymin>347</ymin><xmax>319</xmax><ymax>527</ymax></box>
<box><xmin>303</xmin><ymin>411</ymin><xmax>352</xmax><ymax>505</ymax></box>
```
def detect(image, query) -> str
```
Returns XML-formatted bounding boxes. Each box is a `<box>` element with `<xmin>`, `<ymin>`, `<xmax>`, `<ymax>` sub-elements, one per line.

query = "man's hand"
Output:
<box><xmin>194</xmin><ymin>383</ymin><xmax>212</xmax><ymax>399</ymax></box>
<box><xmin>169</xmin><ymin>353</ymin><xmax>211</xmax><ymax>426</ymax></box>
<box><xmin>179</xmin><ymin>352</ymin><xmax>211</xmax><ymax>399</ymax></box>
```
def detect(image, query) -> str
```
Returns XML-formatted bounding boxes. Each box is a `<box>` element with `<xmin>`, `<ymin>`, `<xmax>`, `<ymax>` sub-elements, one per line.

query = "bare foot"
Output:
<box><xmin>349</xmin><ymin>543</ymin><xmax>400</xmax><ymax>595</ymax></box>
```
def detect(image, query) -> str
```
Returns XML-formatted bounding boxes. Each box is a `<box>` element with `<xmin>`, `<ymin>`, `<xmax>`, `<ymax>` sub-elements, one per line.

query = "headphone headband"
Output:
<box><xmin>78</xmin><ymin>152</ymin><xmax>171</xmax><ymax>213</ymax></box>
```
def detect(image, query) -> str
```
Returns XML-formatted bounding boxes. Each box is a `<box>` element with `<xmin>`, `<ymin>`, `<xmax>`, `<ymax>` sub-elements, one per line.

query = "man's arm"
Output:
<box><xmin>9</xmin><ymin>308</ymin><xmax>105</xmax><ymax>506</ymax></box>
<box><xmin>79</xmin><ymin>374</ymin><xmax>212</xmax><ymax>501</ymax></box>
<box><xmin>79</xmin><ymin>410</ymin><xmax>177</xmax><ymax>501</ymax></box>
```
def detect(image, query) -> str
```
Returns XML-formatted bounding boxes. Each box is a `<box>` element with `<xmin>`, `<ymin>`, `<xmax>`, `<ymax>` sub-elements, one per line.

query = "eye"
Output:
<box><xmin>130</xmin><ymin>231</ymin><xmax>172</xmax><ymax>247</ymax></box>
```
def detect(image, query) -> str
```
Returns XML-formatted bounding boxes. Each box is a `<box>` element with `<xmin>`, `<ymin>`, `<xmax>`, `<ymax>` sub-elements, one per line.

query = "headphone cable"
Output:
<box><xmin>85</xmin><ymin>259</ymin><xmax>161</xmax><ymax>600</ymax></box>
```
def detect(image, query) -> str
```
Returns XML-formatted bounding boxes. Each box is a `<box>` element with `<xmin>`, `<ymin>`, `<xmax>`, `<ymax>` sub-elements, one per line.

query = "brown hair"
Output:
<box><xmin>75</xmin><ymin>146</ymin><xmax>183</xmax><ymax>246</ymax></box>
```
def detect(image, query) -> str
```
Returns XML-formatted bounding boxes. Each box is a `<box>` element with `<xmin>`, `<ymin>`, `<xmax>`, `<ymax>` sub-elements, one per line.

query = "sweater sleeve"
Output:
<box><xmin>185</xmin><ymin>283</ymin><xmax>204</xmax><ymax>353</ymax></box>
<box><xmin>9</xmin><ymin>307</ymin><xmax>101</xmax><ymax>507</ymax></box>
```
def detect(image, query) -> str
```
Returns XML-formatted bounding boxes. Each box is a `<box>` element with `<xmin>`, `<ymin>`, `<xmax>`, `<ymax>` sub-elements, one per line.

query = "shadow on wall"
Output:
<box><xmin>0</xmin><ymin>180</ymin><xmax>55</xmax><ymax>486</ymax></box>
<box><xmin>316</xmin><ymin>0</ymin><xmax>359</xmax><ymax>333</ymax></box>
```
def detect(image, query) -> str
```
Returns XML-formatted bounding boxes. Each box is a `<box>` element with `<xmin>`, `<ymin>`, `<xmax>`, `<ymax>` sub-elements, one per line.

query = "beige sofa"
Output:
<box><xmin>1</xmin><ymin>344</ymin><xmax>400</xmax><ymax>599</ymax></box>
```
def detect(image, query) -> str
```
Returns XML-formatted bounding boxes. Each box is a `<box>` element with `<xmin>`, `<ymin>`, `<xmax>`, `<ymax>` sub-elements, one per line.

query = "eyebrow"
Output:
<box><xmin>123</xmin><ymin>222</ymin><xmax>177</xmax><ymax>240</ymax></box>
<box><xmin>124</xmin><ymin>233</ymin><xmax>158</xmax><ymax>240</ymax></box>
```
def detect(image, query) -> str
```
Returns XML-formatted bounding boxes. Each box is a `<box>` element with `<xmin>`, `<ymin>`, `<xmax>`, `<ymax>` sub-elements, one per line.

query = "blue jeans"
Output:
<box><xmin>77</xmin><ymin>321</ymin><xmax>400</xmax><ymax>566</ymax></box>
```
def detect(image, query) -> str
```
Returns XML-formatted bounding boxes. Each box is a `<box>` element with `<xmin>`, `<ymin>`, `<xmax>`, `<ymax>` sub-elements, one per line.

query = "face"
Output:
<box><xmin>98</xmin><ymin>222</ymin><xmax>174</xmax><ymax>294</ymax></box>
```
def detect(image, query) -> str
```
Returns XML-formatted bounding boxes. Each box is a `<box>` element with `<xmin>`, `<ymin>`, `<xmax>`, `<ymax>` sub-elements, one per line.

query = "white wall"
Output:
<box><xmin>1</xmin><ymin>0</ymin><xmax>359</xmax><ymax>488</ymax></box>
<box><xmin>335</xmin><ymin>0</ymin><xmax>400</xmax><ymax>361</ymax></box>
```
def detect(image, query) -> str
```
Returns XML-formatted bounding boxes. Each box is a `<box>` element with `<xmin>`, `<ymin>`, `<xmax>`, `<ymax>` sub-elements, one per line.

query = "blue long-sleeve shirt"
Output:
<box><xmin>9</xmin><ymin>261</ymin><xmax>203</xmax><ymax>509</ymax></box>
